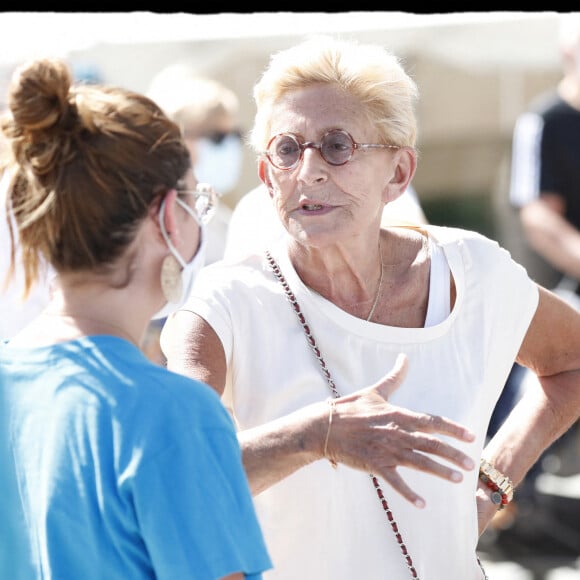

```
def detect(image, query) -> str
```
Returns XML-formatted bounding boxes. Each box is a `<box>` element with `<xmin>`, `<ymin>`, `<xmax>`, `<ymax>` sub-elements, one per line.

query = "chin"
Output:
<box><xmin>290</xmin><ymin>227</ymin><xmax>340</xmax><ymax>247</ymax></box>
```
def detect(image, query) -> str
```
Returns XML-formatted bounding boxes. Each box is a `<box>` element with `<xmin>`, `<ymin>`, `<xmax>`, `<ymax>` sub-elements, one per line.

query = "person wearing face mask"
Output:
<box><xmin>147</xmin><ymin>65</ymin><xmax>244</xmax><ymax>265</ymax></box>
<box><xmin>150</xmin><ymin>181</ymin><xmax>213</xmax><ymax>321</ymax></box>
<box><xmin>144</xmin><ymin>66</ymin><xmax>244</xmax><ymax>365</ymax></box>
<box><xmin>0</xmin><ymin>58</ymin><xmax>271</xmax><ymax>580</ymax></box>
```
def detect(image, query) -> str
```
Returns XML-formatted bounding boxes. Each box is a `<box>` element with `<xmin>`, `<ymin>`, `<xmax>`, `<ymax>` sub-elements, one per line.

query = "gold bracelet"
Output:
<box><xmin>323</xmin><ymin>399</ymin><xmax>338</xmax><ymax>469</ymax></box>
<box><xmin>479</xmin><ymin>458</ymin><xmax>514</xmax><ymax>510</ymax></box>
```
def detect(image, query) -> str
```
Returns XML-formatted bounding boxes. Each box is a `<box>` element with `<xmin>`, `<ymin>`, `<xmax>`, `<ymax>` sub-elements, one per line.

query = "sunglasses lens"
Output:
<box><xmin>269</xmin><ymin>134</ymin><xmax>301</xmax><ymax>169</ymax></box>
<box><xmin>321</xmin><ymin>131</ymin><xmax>354</xmax><ymax>165</ymax></box>
<box><xmin>207</xmin><ymin>131</ymin><xmax>228</xmax><ymax>145</ymax></box>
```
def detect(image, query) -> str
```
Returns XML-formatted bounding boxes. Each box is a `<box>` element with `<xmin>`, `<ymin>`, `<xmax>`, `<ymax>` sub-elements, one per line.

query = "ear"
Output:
<box><xmin>151</xmin><ymin>189</ymin><xmax>179</xmax><ymax>242</ymax></box>
<box><xmin>258</xmin><ymin>159</ymin><xmax>275</xmax><ymax>199</ymax></box>
<box><xmin>382</xmin><ymin>147</ymin><xmax>417</xmax><ymax>204</ymax></box>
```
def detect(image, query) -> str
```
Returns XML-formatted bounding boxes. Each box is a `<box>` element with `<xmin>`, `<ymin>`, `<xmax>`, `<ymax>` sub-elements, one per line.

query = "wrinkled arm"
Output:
<box><xmin>161</xmin><ymin>311</ymin><xmax>476</xmax><ymax>506</ymax></box>
<box><xmin>477</xmin><ymin>286</ymin><xmax>580</xmax><ymax>533</ymax></box>
<box><xmin>161</xmin><ymin>310</ymin><xmax>324</xmax><ymax>495</ymax></box>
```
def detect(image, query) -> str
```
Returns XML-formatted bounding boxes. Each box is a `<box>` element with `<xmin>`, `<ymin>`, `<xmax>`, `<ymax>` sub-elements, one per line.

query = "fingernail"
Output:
<box><xmin>414</xmin><ymin>498</ymin><xmax>425</xmax><ymax>509</ymax></box>
<box><xmin>464</xmin><ymin>430</ymin><xmax>476</xmax><ymax>441</ymax></box>
<box><xmin>451</xmin><ymin>471</ymin><xmax>462</xmax><ymax>482</ymax></box>
<box><xmin>463</xmin><ymin>457</ymin><xmax>475</xmax><ymax>470</ymax></box>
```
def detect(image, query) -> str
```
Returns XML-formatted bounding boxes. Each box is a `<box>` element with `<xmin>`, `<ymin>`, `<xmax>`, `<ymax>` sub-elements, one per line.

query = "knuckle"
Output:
<box><xmin>420</xmin><ymin>436</ymin><xmax>442</xmax><ymax>455</ymax></box>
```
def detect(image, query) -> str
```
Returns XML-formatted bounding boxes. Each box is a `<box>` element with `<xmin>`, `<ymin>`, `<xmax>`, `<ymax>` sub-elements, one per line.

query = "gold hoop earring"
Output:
<box><xmin>160</xmin><ymin>254</ymin><xmax>182</xmax><ymax>303</ymax></box>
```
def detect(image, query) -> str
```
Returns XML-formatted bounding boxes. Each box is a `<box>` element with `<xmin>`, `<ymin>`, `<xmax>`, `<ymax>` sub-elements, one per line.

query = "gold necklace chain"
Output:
<box><xmin>366</xmin><ymin>255</ymin><xmax>384</xmax><ymax>322</ymax></box>
<box><xmin>302</xmin><ymin>246</ymin><xmax>384</xmax><ymax>321</ymax></box>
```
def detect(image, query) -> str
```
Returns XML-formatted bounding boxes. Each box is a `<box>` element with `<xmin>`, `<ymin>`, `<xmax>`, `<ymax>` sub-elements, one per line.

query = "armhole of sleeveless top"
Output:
<box><xmin>424</xmin><ymin>239</ymin><xmax>451</xmax><ymax>328</ymax></box>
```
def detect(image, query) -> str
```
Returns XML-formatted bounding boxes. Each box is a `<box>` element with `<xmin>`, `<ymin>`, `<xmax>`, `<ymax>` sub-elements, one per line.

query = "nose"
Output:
<box><xmin>297</xmin><ymin>143</ymin><xmax>327</xmax><ymax>183</ymax></box>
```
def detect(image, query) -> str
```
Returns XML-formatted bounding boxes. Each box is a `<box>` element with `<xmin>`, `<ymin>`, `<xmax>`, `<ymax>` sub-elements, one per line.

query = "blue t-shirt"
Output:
<box><xmin>0</xmin><ymin>335</ymin><xmax>271</xmax><ymax>579</ymax></box>
<box><xmin>0</xmin><ymin>383</ymin><xmax>35</xmax><ymax>579</ymax></box>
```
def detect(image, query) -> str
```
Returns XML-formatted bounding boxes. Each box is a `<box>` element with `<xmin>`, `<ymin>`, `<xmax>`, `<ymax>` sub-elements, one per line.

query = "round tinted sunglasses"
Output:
<box><xmin>264</xmin><ymin>129</ymin><xmax>399</xmax><ymax>170</ymax></box>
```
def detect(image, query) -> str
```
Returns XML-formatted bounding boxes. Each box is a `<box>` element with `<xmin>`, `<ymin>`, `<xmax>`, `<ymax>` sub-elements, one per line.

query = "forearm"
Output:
<box><xmin>483</xmin><ymin>369</ymin><xmax>580</xmax><ymax>489</ymax></box>
<box><xmin>521</xmin><ymin>203</ymin><xmax>580</xmax><ymax>280</ymax></box>
<box><xmin>238</xmin><ymin>401</ymin><xmax>327</xmax><ymax>495</ymax></box>
<box><xmin>476</xmin><ymin>369</ymin><xmax>580</xmax><ymax>535</ymax></box>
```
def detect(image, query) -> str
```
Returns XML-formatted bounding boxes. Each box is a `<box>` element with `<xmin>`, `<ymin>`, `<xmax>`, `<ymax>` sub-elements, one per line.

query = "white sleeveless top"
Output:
<box><xmin>424</xmin><ymin>238</ymin><xmax>451</xmax><ymax>327</ymax></box>
<box><xmin>179</xmin><ymin>225</ymin><xmax>539</xmax><ymax>580</ymax></box>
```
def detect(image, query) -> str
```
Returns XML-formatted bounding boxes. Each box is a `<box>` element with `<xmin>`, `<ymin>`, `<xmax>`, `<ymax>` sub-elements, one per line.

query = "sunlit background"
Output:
<box><xmin>0</xmin><ymin>11</ymin><xmax>573</xmax><ymax>287</ymax></box>
<box><xmin>0</xmin><ymin>11</ymin><xmax>573</xmax><ymax>292</ymax></box>
<box><xmin>2</xmin><ymin>11</ymin><xmax>567</xmax><ymax>285</ymax></box>
<box><xmin>2</xmin><ymin>10</ymin><xmax>580</xmax><ymax>579</ymax></box>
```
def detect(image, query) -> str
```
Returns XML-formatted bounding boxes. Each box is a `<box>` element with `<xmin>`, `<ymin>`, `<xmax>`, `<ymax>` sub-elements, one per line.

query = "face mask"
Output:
<box><xmin>152</xmin><ymin>197</ymin><xmax>207</xmax><ymax>321</ymax></box>
<box><xmin>194</xmin><ymin>132</ymin><xmax>243</xmax><ymax>195</ymax></box>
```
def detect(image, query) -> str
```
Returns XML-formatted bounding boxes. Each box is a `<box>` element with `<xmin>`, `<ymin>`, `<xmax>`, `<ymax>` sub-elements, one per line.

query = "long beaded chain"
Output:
<box><xmin>266</xmin><ymin>251</ymin><xmax>420</xmax><ymax>579</ymax></box>
<box><xmin>266</xmin><ymin>250</ymin><xmax>490</xmax><ymax>580</ymax></box>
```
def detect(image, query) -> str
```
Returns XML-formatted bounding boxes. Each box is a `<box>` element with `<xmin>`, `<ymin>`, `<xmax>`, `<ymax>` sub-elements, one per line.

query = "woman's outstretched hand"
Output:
<box><xmin>324</xmin><ymin>353</ymin><xmax>476</xmax><ymax>508</ymax></box>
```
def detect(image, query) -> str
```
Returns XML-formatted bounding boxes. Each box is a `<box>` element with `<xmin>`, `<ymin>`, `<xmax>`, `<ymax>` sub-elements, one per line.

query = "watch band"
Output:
<box><xmin>479</xmin><ymin>458</ymin><xmax>514</xmax><ymax>510</ymax></box>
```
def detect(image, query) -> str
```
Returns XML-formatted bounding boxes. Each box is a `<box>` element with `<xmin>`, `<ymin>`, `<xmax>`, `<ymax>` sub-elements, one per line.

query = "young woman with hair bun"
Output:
<box><xmin>0</xmin><ymin>58</ymin><xmax>271</xmax><ymax>580</ymax></box>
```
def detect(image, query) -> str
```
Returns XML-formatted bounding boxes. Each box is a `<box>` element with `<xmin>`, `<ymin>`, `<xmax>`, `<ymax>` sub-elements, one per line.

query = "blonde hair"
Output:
<box><xmin>1</xmin><ymin>58</ymin><xmax>190</xmax><ymax>297</ymax></box>
<box><xmin>249</xmin><ymin>35</ymin><xmax>419</xmax><ymax>154</ymax></box>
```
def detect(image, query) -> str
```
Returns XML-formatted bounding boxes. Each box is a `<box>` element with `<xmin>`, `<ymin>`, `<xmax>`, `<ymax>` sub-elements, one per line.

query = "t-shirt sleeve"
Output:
<box><xmin>131</xmin><ymin>392</ymin><xmax>272</xmax><ymax>579</ymax></box>
<box><xmin>179</xmin><ymin>266</ymin><xmax>236</xmax><ymax>362</ymax></box>
<box><xmin>509</xmin><ymin>111</ymin><xmax>543</xmax><ymax>208</ymax></box>
<box><xmin>461</xmin><ymin>231</ymin><xmax>540</xmax><ymax>369</ymax></box>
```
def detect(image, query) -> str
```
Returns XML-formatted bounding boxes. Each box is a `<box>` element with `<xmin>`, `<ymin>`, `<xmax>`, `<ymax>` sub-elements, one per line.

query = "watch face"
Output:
<box><xmin>491</xmin><ymin>491</ymin><xmax>503</xmax><ymax>505</ymax></box>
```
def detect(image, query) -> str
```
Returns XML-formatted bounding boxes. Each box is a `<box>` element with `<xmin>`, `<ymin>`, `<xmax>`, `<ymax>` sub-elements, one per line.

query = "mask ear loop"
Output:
<box><xmin>158</xmin><ymin>193</ymin><xmax>190</xmax><ymax>269</ymax></box>
<box><xmin>175</xmin><ymin>197</ymin><xmax>201</xmax><ymax>226</ymax></box>
<box><xmin>175</xmin><ymin>195</ymin><xmax>206</xmax><ymax>258</ymax></box>
<box><xmin>159</xmin><ymin>191</ymin><xmax>205</xmax><ymax>266</ymax></box>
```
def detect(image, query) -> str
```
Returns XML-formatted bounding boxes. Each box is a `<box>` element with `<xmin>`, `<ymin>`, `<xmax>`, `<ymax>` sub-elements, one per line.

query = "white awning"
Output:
<box><xmin>0</xmin><ymin>11</ymin><xmax>570</xmax><ymax>70</ymax></box>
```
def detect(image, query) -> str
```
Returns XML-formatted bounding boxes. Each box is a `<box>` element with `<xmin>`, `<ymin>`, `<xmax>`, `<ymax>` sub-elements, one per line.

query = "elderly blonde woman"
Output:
<box><xmin>162</xmin><ymin>36</ymin><xmax>580</xmax><ymax>579</ymax></box>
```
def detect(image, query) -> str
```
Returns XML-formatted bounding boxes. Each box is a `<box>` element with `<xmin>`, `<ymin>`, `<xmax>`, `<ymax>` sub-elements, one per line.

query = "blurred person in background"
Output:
<box><xmin>507</xmin><ymin>14</ymin><xmax>580</xmax><ymax>448</ymax></box>
<box><xmin>0</xmin><ymin>57</ymin><xmax>271</xmax><ymax>580</ymax></box>
<box><xmin>485</xmin><ymin>11</ymin><xmax>580</xmax><ymax>554</ymax></box>
<box><xmin>145</xmin><ymin>64</ymin><xmax>244</xmax><ymax>364</ymax></box>
<box><xmin>147</xmin><ymin>64</ymin><xmax>243</xmax><ymax>264</ymax></box>
<box><xmin>510</xmin><ymin>12</ymin><xmax>580</xmax><ymax>309</ymax></box>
